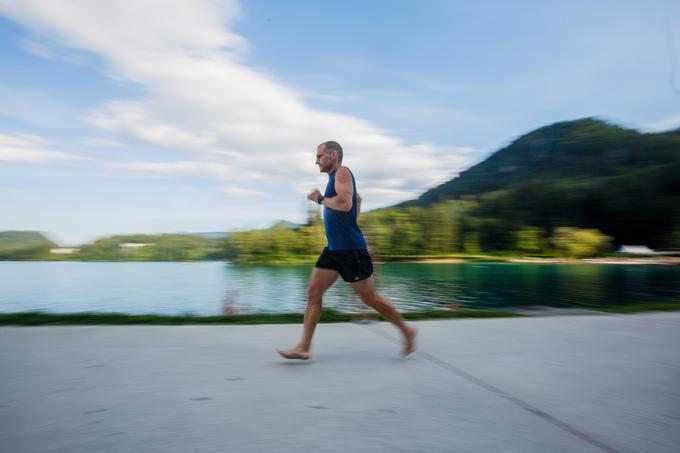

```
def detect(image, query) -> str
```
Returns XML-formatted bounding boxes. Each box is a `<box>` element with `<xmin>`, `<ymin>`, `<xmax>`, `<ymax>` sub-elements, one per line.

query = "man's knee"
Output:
<box><xmin>359</xmin><ymin>291</ymin><xmax>379</xmax><ymax>307</ymax></box>
<box><xmin>307</xmin><ymin>285</ymin><xmax>325</xmax><ymax>302</ymax></box>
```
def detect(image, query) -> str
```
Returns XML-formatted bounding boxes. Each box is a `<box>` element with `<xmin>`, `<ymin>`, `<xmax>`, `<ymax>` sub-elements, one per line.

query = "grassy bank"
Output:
<box><xmin>0</xmin><ymin>308</ymin><xmax>523</xmax><ymax>325</ymax></box>
<box><xmin>1</xmin><ymin>302</ymin><xmax>679</xmax><ymax>325</ymax></box>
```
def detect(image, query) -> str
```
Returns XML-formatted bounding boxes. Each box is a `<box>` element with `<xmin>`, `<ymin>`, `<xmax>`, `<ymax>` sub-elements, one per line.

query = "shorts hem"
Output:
<box><xmin>341</xmin><ymin>272</ymin><xmax>373</xmax><ymax>283</ymax></box>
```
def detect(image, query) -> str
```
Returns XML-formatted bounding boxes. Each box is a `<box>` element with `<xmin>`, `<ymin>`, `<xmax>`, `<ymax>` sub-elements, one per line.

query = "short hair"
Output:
<box><xmin>319</xmin><ymin>140</ymin><xmax>343</xmax><ymax>163</ymax></box>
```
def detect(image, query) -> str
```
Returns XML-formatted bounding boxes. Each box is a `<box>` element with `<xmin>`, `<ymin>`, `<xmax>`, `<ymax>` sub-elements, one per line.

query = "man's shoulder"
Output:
<box><xmin>336</xmin><ymin>166</ymin><xmax>353</xmax><ymax>179</ymax></box>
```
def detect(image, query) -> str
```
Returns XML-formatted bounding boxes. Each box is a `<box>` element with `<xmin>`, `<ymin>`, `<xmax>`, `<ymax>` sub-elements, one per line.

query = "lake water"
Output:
<box><xmin>1</xmin><ymin>261</ymin><xmax>679</xmax><ymax>315</ymax></box>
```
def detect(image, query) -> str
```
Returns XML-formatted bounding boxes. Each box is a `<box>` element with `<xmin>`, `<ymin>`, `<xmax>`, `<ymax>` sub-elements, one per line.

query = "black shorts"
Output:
<box><xmin>315</xmin><ymin>247</ymin><xmax>373</xmax><ymax>283</ymax></box>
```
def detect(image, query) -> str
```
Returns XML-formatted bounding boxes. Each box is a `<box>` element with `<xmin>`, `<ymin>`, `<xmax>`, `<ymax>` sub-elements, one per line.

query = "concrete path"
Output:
<box><xmin>1</xmin><ymin>313</ymin><xmax>679</xmax><ymax>452</ymax></box>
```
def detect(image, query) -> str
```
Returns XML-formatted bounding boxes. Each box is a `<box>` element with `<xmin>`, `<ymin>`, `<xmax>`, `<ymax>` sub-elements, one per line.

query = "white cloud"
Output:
<box><xmin>19</xmin><ymin>38</ymin><xmax>87</xmax><ymax>64</ymax></box>
<box><xmin>359</xmin><ymin>187</ymin><xmax>421</xmax><ymax>206</ymax></box>
<box><xmin>645</xmin><ymin>115</ymin><xmax>680</xmax><ymax>132</ymax></box>
<box><xmin>19</xmin><ymin>38</ymin><xmax>59</xmax><ymax>60</ymax></box>
<box><xmin>0</xmin><ymin>133</ymin><xmax>81</xmax><ymax>162</ymax></box>
<box><xmin>0</xmin><ymin>0</ymin><xmax>477</xmax><ymax>207</ymax></box>
<box><xmin>110</xmin><ymin>160</ymin><xmax>233</xmax><ymax>179</ymax></box>
<box><xmin>81</xmin><ymin>137</ymin><xmax>125</xmax><ymax>147</ymax></box>
<box><xmin>221</xmin><ymin>186</ymin><xmax>268</xmax><ymax>198</ymax></box>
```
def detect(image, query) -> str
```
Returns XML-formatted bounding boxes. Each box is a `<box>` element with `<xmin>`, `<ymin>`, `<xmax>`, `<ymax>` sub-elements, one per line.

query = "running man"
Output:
<box><xmin>277</xmin><ymin>141</ymin><xmax>417</xmax><ymax>360</ymax></box>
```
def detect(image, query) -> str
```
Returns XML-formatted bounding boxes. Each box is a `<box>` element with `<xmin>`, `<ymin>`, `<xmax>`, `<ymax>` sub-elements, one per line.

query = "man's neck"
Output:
<box><xmin>328</xmin><ymin>163</ymin><xmax>341</xmax><ymax>174</ymax></box>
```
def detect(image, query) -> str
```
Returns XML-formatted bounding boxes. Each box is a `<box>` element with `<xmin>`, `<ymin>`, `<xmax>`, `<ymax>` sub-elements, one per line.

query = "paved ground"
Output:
<box><xmin>1</xmin><ymin>313</ymin><xmax>679</xmax><ymax>452</ymax></box>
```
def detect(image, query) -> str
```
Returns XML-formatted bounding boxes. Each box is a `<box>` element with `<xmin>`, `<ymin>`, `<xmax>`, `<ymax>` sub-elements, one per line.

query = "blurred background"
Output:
<box><xmin>1</xmin><ymin>0</ymin><xmax>679</xmax><ymax>316</ymax></box>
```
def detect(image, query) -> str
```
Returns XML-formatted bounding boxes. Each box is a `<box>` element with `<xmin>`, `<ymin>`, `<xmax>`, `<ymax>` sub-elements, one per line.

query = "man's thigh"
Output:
<box><xmin>309</xmin><ymin>267</ymin><xmax>339</xmax><ymax>293</ymax></box>
<box><xmin>350</xmin><ymin>275</ymin><xmax>376</xmax><ymax>299</ymax></box>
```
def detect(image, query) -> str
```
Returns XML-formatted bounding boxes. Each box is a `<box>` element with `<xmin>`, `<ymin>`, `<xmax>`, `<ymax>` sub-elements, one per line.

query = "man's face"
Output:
<box><xmin>315</xmin><ymin>145</ymin><xmax>335</xmax><ymax>173</ymax></box>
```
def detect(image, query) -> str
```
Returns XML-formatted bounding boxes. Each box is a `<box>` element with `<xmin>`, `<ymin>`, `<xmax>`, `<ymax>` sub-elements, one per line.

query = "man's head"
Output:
<box><xmin>316</xmin><ymin>141</ymin><xmax>343</xmax><ymax>173</ymax></box>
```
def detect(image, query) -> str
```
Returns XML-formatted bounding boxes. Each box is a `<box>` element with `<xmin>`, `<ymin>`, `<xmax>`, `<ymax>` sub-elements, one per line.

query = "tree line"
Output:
<box><xmin>0</xmin><ymin>201</ymin><xmax>617</xmax><ymax>262</ymax></box>
<box><xmin>220</xmin><ymin>201</ymin><xmax>615</xmax><ymax>263</ymax></box>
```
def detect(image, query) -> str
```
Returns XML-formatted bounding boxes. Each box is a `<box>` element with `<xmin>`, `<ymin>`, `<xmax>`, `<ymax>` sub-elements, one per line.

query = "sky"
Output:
<box><xmin>1</xmin><ymin>0</ymin><xmax>679</xmax><ymax>246</ymax></box>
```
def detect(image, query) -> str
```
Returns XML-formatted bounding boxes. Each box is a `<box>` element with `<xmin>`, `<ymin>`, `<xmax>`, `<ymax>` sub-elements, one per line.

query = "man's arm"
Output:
<box><xmin>321</xmin><ymin>167</ymin><xmax>353</xmax><ymax>212</ymax></box>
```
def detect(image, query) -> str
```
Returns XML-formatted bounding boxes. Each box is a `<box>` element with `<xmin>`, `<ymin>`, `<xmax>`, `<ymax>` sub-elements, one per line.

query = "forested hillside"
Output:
<box><xmin>396</xmin><ymin>118</ymin><xmax>680</xmax><ymax>248</ymax></box>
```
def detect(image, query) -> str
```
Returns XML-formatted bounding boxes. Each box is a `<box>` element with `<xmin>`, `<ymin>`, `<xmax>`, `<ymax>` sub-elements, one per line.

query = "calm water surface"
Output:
<box><xmin>1</xmin><ymin>261</ymin><xmax>679</xmax><ymax>315</ymax></box>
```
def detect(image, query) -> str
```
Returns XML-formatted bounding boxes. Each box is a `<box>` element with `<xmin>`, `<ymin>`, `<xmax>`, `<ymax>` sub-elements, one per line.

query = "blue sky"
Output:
<box><xmin>1</xmin><ymin>0</ymin><xmax>679</xmax><ymax>245</ymax></box>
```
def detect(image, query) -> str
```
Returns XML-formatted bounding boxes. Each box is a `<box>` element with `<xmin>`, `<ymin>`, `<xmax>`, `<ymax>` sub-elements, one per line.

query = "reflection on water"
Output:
<box><xmin>375</xmin><ymin>263</ymin><xmax>680</xmax><ymax>310</ymax></box>
<box><xmin>0</xmin><ymin>261</ymin><xmax>678</xmax><ymax>315</ymax></box>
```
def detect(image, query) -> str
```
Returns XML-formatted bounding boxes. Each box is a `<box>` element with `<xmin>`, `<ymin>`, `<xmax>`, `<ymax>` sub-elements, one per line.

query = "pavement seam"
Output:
<box><xmin>364</xmin><ymin>324</ymin><xmax>621</xmax><ymax>453</ymax></box>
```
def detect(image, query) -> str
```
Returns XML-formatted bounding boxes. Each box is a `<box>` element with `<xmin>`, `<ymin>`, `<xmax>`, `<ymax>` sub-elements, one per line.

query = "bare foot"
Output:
<box><xmin>401</xmin><ymin>326</ymin><xmax>417</xmax><ymax>356</ymax></box>
<box><xmin>277</xmin><ymin>347</ymin><xmax>310</xmax><ymax>360</ymax></box>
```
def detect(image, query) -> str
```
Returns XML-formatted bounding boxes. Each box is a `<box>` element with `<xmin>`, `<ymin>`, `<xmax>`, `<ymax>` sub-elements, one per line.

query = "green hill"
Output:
<box><xmin>396</xmin><ymin>118</ymin><xmax>680</xmax><ymax>247</ymax></box>
<box><xmin>0</xmin><ymin>231</ymin><xmax>56</xmax><ymax>260</ymax></box>
<box><xmin>0</xmin><ymin>231</ymin><xmax>55</xmax><ymax>248</ymax></box>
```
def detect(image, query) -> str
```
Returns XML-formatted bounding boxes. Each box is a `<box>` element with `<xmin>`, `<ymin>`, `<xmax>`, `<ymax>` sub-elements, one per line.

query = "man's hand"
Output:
<box><xmin>307</xmin><ymin>188</ymin><xmax>322</xmax><ymax>203</ymax></box>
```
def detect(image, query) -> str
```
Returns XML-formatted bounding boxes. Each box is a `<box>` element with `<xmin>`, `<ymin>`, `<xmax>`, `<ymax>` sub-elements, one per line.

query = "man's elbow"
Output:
<box><xmin>341</xmin><ymin>199</ymin><xmax>353</xmax><ymax>212</ymax></box>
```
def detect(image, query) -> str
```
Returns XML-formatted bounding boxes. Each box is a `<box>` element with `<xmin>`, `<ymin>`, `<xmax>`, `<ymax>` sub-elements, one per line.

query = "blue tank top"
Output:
<box><xmin>323</xmin><ymin>168</ymin><xmax>367</xmax><ymax>251</ymax></box>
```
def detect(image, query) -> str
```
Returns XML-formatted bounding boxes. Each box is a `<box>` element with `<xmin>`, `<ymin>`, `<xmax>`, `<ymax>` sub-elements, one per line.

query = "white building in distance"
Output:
<box><xmin>118</xmin><ymin>243</ymin><xmax>154</xmax><ymax>249</ymax></box>
<box><xmin>49</xmin><ymin>248</ymin><xmax>79</xmax><ymax>254</ymax></box>
<box><xmin>616</xmin><ymin>245</ymin><xmax>655</xmax><ymax>255</ymax></box>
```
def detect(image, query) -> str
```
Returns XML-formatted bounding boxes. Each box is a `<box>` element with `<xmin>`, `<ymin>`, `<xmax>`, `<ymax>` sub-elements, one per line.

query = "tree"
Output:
<box><xmin>515</xmin><ymin>227</ymin><xmax>547</xmax><ymax>255</ymax></box>
<box><xmin>551</xmin><ymin>227</ymin><xmax>612</xmax><ymax>258</ymax></box>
